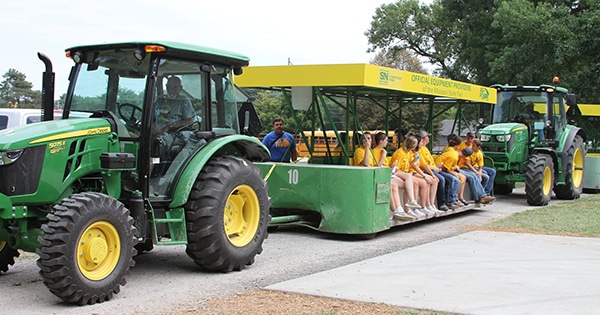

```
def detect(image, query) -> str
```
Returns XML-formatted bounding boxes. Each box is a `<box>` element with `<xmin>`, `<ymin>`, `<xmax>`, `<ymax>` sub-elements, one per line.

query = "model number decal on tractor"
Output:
<box><xmin>48</xmin><ymin>140</ymin><xmax>66</xmax><ymax>154</ymax></box>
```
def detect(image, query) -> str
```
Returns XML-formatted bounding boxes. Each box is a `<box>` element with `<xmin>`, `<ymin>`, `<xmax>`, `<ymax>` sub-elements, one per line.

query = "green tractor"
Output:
<box><xmin>478</xmin><ymin>78</ymin><xmax>585</xmax><ymax>205</ymax></box>
<box><xmin>0</xmin><ymin>42</ymin><xmax>271</xmax><ymax>305</ymax></box>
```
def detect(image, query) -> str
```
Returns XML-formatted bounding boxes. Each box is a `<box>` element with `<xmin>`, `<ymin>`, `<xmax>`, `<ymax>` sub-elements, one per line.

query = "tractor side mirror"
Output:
<box><xmin>565</xmin><ymin>93</ymin><xmax>577</xmax><ymax>106</ymax></box>
<box><xmin>238</xmin><ymin>102</ymin><xmax>262</xmax><ymax>137</ymax></box>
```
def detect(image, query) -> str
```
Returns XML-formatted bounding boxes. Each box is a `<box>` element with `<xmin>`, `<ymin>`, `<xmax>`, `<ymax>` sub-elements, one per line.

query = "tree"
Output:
<box><xmin>358</xmin><ymin>50</ymin><xmax>439</xmax><ymax>135</ymax></box>
<box><xmin>366</xmin><ymin>0</ymin><xmax>600</xmax><ymax>102</ymax></box>
<box><xmin>0</xmin><ymin>69</ymin><xmax>41</xmax><ymax>108</ymax></box>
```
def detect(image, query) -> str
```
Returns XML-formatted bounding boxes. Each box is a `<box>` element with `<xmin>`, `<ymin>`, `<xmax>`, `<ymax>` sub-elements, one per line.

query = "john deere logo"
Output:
<box><xmin>480</xmin><ymin>88</ymin><xmax>490</xmax><ymax>100</ymax></box>
<box><xmin>379</xmin><ymin>70</ymin><xmax>389</xmax><ymax>85</ymax></box>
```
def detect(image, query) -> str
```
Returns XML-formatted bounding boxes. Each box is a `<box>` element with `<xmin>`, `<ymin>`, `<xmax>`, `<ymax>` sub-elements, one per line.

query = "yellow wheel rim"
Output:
<box><xmin>77</xmin><ymin>221</ymin><xmax>121</xmax><ymax>281</ymax></box>
<box><xmin>543</xmin><ymin>166</ymin><xmax>552</xmax><ymax>196</ymax></box>
<box><xmin>223</xmin><ymin>185</ymin><xmax>260</xmax><ymax>247</ymax></box>
<box><xmin>572</xmin><ymin>147</ymin><xmax>584</xmax><ymax>188</ymax></box>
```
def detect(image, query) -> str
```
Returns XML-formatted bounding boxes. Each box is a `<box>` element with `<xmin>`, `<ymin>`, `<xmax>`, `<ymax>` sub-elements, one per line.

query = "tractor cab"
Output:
<box><xmin>59</xmin><ymin>42</ymin><xmax>262</xmax><ymax>201</ymax></box>
<box><xmin>487</xmin><ymin>84</ymin><xmax>571</xmax><ymax>143</ymax></box>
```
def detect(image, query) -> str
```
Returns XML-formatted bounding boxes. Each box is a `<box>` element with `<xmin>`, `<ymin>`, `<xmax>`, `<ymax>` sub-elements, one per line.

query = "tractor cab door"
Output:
<box><xmin>148</xmin><ymin>60</ymin><xmax>242</xmax><ymax>199</ymax></box>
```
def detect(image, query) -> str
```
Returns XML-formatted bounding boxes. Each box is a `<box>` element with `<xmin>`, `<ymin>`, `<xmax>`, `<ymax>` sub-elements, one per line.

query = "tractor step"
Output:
<box><xmin>152</xmin><ymin>207</ymin><xmax>188</xmax><ymax>245</ymax></box>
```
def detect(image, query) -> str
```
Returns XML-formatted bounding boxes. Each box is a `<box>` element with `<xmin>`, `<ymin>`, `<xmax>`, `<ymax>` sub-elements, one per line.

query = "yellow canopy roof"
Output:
<box><xmin>236</xmin><ymin>63</ymin><xmax>496</xmax><ymax>104</ymax></box>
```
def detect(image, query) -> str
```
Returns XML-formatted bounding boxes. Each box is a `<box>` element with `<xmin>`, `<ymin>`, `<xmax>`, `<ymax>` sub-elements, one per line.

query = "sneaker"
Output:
<box><xmin>438</xmin><ymin>205</ymin><xmax>449</xmax><ymax>211</ymax></box>
<box><xmin>455</xmin><ymin>201</ymin><xmax>465</xmax><ymax>207</ymax></box>
<box><xmin>412</xmin><ymin>209</ymin><xmax>427</xmax><ymax>218</ymax></box>
<box><xmin>448</xmin><ymin>204</ymin><xmax>460</xmax><ymax>210</ymax></box>
<box><xmin>429</xmin><ymin>206</ymin><xmax>444</xmax><ymax>215</ymax></box>
<box><xmin>420</xmin><ymin>207</ymin><xmax>434</xmax><ymax>217</ymax></box>
<box><xmin>405</xmin><ymin>200</ymin><xmax>421</xmax><ymax>209</ymax></box>
<box><xmin>392</xmin><ymin>210</ymin><xmax>414</xmax><ymax>221</ymax></box>
<box><xmin>405</xmin><ymin>210</ymin><xmax>418</xmax><ymax>218</ymax></box>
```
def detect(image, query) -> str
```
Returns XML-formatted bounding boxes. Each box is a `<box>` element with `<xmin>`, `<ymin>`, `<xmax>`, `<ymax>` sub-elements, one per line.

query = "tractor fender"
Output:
<box><xmin>558</xmin><ymin>126</ymin><xmax>585</xmax><ymax>152</ymax></box>
<box><xmin>169</xmin><ymin>135</ymin><xmax>270</xmax><ymax>207</ymax></box>
<box><xmin>555</xmin><ymin>126</ymin><xmax>586</xmax><ymax>182</ymax></box>
<box><xmin>533</xmin><ymin>127</ymin><xmax>585</xmax><ymax>182</ymax></box>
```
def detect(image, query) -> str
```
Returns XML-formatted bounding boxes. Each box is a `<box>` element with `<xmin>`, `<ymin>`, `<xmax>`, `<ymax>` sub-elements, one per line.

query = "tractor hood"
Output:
<box><xmin>480</xmin><ymin>123</ymin><xmax>528</xmax><ymax>135</ymax></box>
<box><xmin>0</xmin><ymin>118</ymin><xmax>112</xmax><ymax>150</ymax></box>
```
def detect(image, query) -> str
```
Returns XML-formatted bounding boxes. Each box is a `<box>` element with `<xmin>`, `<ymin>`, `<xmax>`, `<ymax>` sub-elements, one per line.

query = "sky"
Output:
<box><xmin>1</xmin><ymin>0</ymin><xmax>391</xmax><ymax>96</ymax></box>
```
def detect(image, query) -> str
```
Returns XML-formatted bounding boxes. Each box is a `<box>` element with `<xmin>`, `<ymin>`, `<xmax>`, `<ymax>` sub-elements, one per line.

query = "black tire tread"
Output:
<box><xmin>185</xmin><ymin>156</ymin><xmax>270</xmax><ymax>272</ymax></box>
<box><xmin>525</xmin><ymin>154</ymin><xmax>554</xmax><ymax>206</ymax></box>
<box><xmin>0</xmin><ymin>243</ymin><xmax>20</xmax><ymax>273</ymax></box>
<box><xmin>36</xmin><ymin>192</ymin><xmax>137</xmax><ymax>305</ymax></box>
<box><xmin>554</xmin><ymin>135</ymin><xmax>585</xmax><ymax>199</ymax></box>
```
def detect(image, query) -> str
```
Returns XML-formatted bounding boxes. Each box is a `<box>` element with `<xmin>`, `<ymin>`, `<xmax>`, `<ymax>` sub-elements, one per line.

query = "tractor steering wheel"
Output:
<box><xmin>118</xmin><ymin>103</ymin><xmax>143</xmax><ymax>131</ymax></box>
<box><xmin>512</xmin><ymin>114</ymin><xmax>526</xmax><ymax>123</ymax></box>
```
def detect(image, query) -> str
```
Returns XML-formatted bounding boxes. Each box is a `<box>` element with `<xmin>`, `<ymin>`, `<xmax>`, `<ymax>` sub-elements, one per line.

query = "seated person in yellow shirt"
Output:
<box><xmin>390</xmin><ymin>136</ymin><xmax>425</xmax><ymax>218</ymax></box>
<box><xmin>353</xmin><ymin>132</ymin><xmax>376</xmax><ymax>167</ymax></box>
<box><xmin>435</xmin><ymin>135</ymin><xmax>467</xmax><ymax>209</ymax></box>
<box><xmin>417</xmin><ymin>130</ymin><xmax>447</xmax><ymax>211</ymax></box>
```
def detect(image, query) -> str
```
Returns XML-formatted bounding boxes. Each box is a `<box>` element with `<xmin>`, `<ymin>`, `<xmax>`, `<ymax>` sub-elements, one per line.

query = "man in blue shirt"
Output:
<box><xmin>262</xmin><ymin>118</ymin><xmax>297</xmax><ymax>162</ymax></box>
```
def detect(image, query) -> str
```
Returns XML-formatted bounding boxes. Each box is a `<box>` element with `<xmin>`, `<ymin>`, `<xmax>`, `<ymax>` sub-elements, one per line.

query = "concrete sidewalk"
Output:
<box><xmin>267</xmin><ymin>231</ymin><xmax>600</xmax><ymax>315</ymax></box>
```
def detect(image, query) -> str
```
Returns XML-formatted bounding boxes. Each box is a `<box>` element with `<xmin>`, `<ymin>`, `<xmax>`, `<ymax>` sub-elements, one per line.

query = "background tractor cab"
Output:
<box><xmin>478</xmin><ymin>78</ymin><xmax>585</xmax><ymax>205</ymax></box>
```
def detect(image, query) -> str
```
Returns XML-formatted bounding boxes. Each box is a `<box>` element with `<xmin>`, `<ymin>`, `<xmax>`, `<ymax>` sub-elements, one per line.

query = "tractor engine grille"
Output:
<box><xmin>0</xmin><ymin>146</ymin><xmax>45</xmax><ymax>196</ymax></box>
<box><xmin>481</xmin><ymin>145</ymin><xmax>505</xmax><ymax>152</ymax></box>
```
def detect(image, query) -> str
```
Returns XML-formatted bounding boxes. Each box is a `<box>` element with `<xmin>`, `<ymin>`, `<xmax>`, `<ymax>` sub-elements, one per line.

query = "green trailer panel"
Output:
<box><xmin>584</xmin><ymin>154</ymin><xmax>600</xmax><ymax>192</ymax></box>
<box><xmin>255</xmin><ymin>162</ymin><xmax>391</xmax><ymax>235</ymax></box>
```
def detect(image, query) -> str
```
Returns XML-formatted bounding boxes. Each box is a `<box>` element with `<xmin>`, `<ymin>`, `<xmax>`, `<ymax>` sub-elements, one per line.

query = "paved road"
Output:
<box><xmin>0</xmin><ymin>188</ymin><xmax>565</xmax><ymax>314</ymax></box>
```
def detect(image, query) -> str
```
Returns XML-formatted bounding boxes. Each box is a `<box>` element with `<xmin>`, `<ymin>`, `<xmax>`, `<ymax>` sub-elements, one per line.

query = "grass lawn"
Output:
<box><xmin>483</xmin><ymin>193</ymin><xmax>600</xmax><ymax>238</ymax></box>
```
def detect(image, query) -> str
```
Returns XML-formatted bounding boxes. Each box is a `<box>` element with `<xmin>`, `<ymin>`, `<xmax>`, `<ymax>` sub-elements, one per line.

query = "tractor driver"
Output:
<box><xmin>153</xmin><ymin>76</ymin><xmax>196</xmax><ymax>161</ymax></box>
<box><xmin>154</xmin><ymin>76</ymin><xmax>196</xmax><ymax>134</ymax></box>
<box><xmin>515</xmin><ymin>101</ymin><xmax>541</xmax><ymax>122</ymax></box>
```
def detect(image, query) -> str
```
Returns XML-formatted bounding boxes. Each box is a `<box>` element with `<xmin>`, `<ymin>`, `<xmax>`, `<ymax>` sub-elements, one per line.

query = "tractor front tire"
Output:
<box><xmin>0</xmin><ymin>241</ymin><xmax>20</xmax><ymax>273</ymax></box>
<box><xmin>554</xmin><ymin>135</ymin><xmax>585</xmax><ymax>199</ymax></box>
<box><xmin>185</xmin><ymin>156</ymin><xmax>270</xmax><ymax>272</ymax></box>
<box><xmin>525</xmin><ymin>154</ymin><xmax>554</xmax><ymax>206</ymax></box>
<box><xmin>36</xmin><ymin>192</ymin><xmax>137</xmax><ymax>305</ymax></box>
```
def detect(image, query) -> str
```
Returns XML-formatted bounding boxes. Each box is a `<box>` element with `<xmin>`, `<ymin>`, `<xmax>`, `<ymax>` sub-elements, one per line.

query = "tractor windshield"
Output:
<box><xmin>68</xmin><ymin>48</ymin><xmax>242</xmax><ymax>138</ymax></box>
<box><xmin>492</xmin><ymin>91</ymin><xmax>548</xmax><ymax>124</ymax></box>
<box><xmin>493</xmin><ymin>90</ymin><xmax>567</xmax><ymax>139</ymax></box>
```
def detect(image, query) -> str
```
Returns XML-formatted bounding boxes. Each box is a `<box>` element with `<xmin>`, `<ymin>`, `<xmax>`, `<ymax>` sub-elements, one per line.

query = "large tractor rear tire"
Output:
<box><xmin>554</xmin><ymin>135</ymin><xmax>585</xmax><ymax>199</ymax></box>
<box><xmin>525</xmin><ymin>154</ymin><xmax>554</xmax><ymax>206</ymax></box>
<box><xmin>185</xmin><ymin>156</ymin><xmax>270</xmax><ymax>272</ymax></box>
<box><xmin>37</xmin><ymin>192</ymin><xmax>137</xmax><ymax>305</ymax></box>
<box><xmin>0</xmin><ymin>240</ymin><xmax>20</xmax><ymax>273</ymax></box>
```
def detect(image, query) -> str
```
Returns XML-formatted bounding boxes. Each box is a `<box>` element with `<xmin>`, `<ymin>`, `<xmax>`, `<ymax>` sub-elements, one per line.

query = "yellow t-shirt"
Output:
<box><xmin>456</xmin><ymin>141</ymin><xmax>471</xmax><ymax>151</ymax></box>
<box><xmin>456</xmin><ymin>142</ymin><xmax>472</xmax><ymax>168</ymax></box>
<box><xmin>435</xmin><ymin>149</ymin><xmax>459</xmax><ymax>171</ymax></box>
<box><xmin>372</xmin><ymin>147</ymin><xmax>389</xmax><ymax>167</ymax></box>
<box><xmin>418</xmin><ymin>146</ymin><xmax>436</xmax><ymax>169</ymax></box>
<box><xmin>390</xmin><ymin>148</ymin><xmax>413</xmax><ymax>172</ymax></box>
<box><xmin>469</xmin><ymin>149</ymin><xmax>484</xmax><ymax>168</ymax></box>
<box><xmin>353</xmin><ymin>147</ymin><xmax>376</xmax><ymax>166</ymax></box>
<box><xmin>442</xmin><ymin>145</ymin><xmax>455</xmax><ymax>154</ymax></box>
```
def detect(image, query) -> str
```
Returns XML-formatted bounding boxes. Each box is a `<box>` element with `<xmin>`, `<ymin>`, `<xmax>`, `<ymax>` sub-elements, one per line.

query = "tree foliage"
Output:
<box><xmin>251</xmin><ymin>89</ymin><xmax>310</xmax><ymax>135</ymax></box>
<box><xmin>0</xmin><ymin>69</ymin><xmax>41</xmax><ymax>108</ymax></box>
<box><xmin>366</xmin><ymin>0</ymin><xmax>600</xmax><ymax>102</ymax></box>
<box><xmin>360</xmin><ymin>50</ymin><xmax>440</xmax><ymax>135</ymax></box>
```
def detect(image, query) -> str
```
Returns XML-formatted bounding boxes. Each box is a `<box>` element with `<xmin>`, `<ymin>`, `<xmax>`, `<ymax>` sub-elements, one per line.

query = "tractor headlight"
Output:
<box><xmin>480</xmin><ymin>134</ymin><xmax>491</xmax><ymax>142</ymax></box>
<box><xmin>496</xmin><ymin>134</ymin><xmax>512</xmax><ymax>142</ymax></box>
<box><xmin>0</xmin><ymin>149</ymin><xmax>24</xmax><ymax>165</ymax></box>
